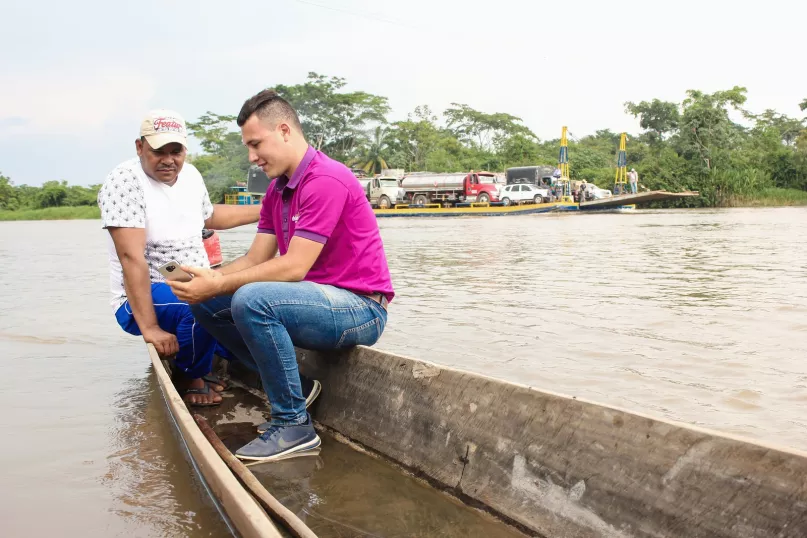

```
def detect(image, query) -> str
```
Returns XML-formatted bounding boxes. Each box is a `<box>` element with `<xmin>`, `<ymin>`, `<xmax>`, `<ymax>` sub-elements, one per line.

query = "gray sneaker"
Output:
<box><xmin>236</xmin><ymin>415</ymin><xmax>321</xmax><ymax>462</ymax></box>
<box><xmin>257</xmin><ymin>377</ymin><xmax>321</xmax><ymax>434</ymax></box>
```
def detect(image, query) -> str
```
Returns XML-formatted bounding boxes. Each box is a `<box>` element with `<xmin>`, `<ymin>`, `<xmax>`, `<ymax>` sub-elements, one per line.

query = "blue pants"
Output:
<box><xmin>191</xmin><ymin>282</ymin><xmax>387</xmax><ymax>425</ymax></box>
<box><xmin>630</xmin><ymin>182</ymin><xmax>637</xmax><ymax>194</ymax></box>
<box><xmin>115</xmin><ymin>282</ymin><xmax>220</xmax><ymax>379</ymax></box>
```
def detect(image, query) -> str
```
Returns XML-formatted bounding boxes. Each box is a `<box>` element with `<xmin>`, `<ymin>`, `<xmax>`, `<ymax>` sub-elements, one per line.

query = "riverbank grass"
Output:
<box><xmin>730</xmin><ymin>188</ymin><xmax>807</xmax><ymax>207</ymax></box>
<box><xmin>0</xmin><ymin>206</ymin><xmax>101</xmax><ymax>221</ymax></box>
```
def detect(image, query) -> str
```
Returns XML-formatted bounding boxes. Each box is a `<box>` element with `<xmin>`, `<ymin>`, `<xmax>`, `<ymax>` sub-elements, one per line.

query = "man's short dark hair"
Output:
<box><xmin>237</xmin><ymin>89</ymin><xmax>303</xmax><ymax>132</ymax></box>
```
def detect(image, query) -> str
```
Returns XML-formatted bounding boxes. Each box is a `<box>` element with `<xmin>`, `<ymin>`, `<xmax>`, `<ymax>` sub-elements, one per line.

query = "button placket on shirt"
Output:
<box><xmin>280</xmin><ymin>189</ymin><xmax>294</xmax><ymax>249</ymax></box>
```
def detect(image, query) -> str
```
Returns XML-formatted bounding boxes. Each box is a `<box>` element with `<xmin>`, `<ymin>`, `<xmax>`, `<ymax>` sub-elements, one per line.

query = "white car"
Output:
<box><xmin>499</xmin><ymin>183</ymin><xmax>551</xmax><ymax>205</ymax></box>
<box><xmin>581</xmin><ymin>184</ymin><xmax>613</xmax><ymax>200</ymax></box>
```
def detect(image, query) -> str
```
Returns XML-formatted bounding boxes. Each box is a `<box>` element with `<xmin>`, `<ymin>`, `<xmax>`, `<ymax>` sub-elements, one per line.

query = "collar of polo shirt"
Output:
<box><xmin>275</xmin><ymin>146</ymin><xmax>317</xmax><ymax>192</ymax></box>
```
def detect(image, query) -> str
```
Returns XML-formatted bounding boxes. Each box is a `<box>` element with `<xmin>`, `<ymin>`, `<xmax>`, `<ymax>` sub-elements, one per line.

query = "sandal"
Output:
<box><xmin>178</xmin><ymin>382</ymin><xmax>222</xmax><ymax>407</ymax></box>
<box><xmin>202</xmin><ymin>373</ymin><xmax>228</xmax><ymax>392</ymax></box>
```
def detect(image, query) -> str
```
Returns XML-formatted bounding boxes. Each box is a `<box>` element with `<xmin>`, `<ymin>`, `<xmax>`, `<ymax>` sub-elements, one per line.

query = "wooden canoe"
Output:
<box><xmin>152</xmin><ymin>339</ymin><xmax>807</xmax><ymax>537</ymax></box>
<box><xmin>228</xmin><ymin>345</ymin><xmax>807</xmax><ymax>538</ymax></box>
<box><xmin>147</xmin><ymin>344</ymin><xmax>282</xmax><ymax>538</ymax></box>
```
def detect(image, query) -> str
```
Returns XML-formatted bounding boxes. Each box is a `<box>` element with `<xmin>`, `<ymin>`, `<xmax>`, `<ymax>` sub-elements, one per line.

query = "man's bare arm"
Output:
<box><xmin>204</xmin><ymin>204</ymin><xmax>262</xmax><ymax>230</ymax></box>
<box><xmin>108</xmin><ymin>227</ymin><xmax>179</xmax><ymax>356</ymax></box>
<box><xmin>218</xmin><ymin>233</ymin><xmax>279</xmax><ymax>276</ymax></box>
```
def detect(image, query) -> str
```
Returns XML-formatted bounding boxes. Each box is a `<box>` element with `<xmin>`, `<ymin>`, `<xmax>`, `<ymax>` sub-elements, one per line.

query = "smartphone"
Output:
<box><xmin>157</xmin><ymin>260</ymin><xmax>193</xmax><ymax>282</ymax></box>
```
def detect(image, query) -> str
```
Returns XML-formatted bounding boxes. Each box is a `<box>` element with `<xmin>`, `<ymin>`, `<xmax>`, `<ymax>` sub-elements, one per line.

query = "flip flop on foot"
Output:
<box><xmin>202</xmin><ymin>373</ymin><xmax>228</xmax><ymax>393</ymax></box>
<box><xmin>178</xmin><ymin>380</ymin><xmax>222</xmax><ymax>407</ymax></box>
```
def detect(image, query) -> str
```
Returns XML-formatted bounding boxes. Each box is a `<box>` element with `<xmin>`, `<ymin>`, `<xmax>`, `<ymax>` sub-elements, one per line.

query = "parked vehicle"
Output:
<box><xmin>247</xmin><ymin>165</ymin><xmax>272</xmax><ymax>195</ymax></box>
<box><xmin>571</xmin><ymin>180</ymin><xmax>613</xmax><ymax>202</ymax></box>
<box><xmin>579</xmin><ymin>184</ymin><xmax>613</xmax><ymax>201</ymax></box>
<box><xmin>505</xmin><ymin>165</ymin><xmax>556</xmax><ymax>186</ymax></box>
<box><xmin>401</xmin><ymin>171</ymin><xmax>502</xmax><ymax>206</ymax></box>
<box><xmin>359</xmin><ymin>176</ymin><xmax>407</xmax><ymax>209</ymax></box>
<box><xmin>380</xmin><ymin>168</ymin><xmax>405</xmax><ymax>179</ymax></box>
<box><xmin>499</xmin><ymin>183</ymin><xmax>551</xmax><ymax>205</ymax></box>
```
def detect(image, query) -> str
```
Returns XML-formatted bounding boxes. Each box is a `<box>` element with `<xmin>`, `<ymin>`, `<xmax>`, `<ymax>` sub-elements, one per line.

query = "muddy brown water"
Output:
<box><xmin>1</xmin><ymin>207</ymin><xmax>806</xmax><ymax>536</ymax></box>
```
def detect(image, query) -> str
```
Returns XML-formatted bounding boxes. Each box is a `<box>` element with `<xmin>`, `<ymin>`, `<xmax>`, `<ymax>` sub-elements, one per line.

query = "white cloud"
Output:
<box><xmin>0</xmin><ymin>69</ymin><xmax>156</xmax><ymax>136</ymax></box>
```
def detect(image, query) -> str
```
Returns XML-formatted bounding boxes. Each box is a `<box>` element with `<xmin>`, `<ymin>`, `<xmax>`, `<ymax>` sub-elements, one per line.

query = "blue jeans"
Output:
<box><xmin>190</xmin><ymin>281</ymin><xmax>388</xmax><ymax>425</ymax></box>
<box><xmin>630</xmin><ymin>182</ymin><xmax>637</xmax><ymax>194</ymax></box>
<box><xmin>115</xmin><ymin>282</ymin><xmax>221</xmax><ymax>379</ymax></box>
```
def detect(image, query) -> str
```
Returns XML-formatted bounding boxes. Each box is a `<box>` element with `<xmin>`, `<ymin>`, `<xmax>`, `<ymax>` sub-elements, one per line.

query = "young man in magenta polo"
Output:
<box><xmin>168</xmin><ymin>90</ymin><xmax>393</xmax><ymax>462</ymax></box>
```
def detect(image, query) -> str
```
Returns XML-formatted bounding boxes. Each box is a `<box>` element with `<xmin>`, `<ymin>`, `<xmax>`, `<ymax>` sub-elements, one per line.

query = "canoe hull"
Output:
<box><xmin>147</xmin><ymin>344</ymin><xmax>281</xmax><ymax>538</ymax></box>
<box><xmin>227</xmin><ymin>345</ymin><xmax>807</xmax><ymax>538</ymax></box>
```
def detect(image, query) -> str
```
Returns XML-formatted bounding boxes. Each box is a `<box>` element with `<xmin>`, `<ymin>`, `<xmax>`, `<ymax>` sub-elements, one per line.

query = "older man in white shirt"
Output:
<box><xmin>98</xmin><ymin>109</ymin><xmax>260</xmax><ymax>406</ymax></box>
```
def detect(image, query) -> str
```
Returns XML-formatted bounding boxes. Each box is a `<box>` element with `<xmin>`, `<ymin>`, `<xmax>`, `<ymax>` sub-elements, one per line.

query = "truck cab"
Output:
<box><xmin>364</xmin><ymin>176</ymin><xmax>407</xmax><ymax>209</ymax></box>
<box><xmin>505</xmin><ymin>165</ymin><xmax>556</xmax><ymax>186</ymax></box>
<box><xmin>466</xmin><ymin>172</ymin><xmax>502</xmax><ymax>203</ymax></box>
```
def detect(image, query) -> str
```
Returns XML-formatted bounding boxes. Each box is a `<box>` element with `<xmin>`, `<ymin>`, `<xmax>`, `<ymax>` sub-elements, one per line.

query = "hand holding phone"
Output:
<box><xmin>157</xmin><ymin>260</ymin><xmax>194</xmax><ymax>282</ymax></box>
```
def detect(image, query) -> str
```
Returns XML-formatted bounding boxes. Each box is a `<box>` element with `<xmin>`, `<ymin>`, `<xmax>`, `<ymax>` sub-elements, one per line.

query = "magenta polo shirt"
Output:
<box><xmin>257</xmin><ymin>146</ymin><xmax>394</xmax><ymax>302</ymax></box>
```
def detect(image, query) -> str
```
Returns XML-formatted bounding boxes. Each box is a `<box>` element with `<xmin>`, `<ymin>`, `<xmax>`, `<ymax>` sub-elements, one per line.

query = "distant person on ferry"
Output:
<box><xmin>628</xmin><ymin>168</ymin><xmax>639</xmax><ymax>194</ymax></box>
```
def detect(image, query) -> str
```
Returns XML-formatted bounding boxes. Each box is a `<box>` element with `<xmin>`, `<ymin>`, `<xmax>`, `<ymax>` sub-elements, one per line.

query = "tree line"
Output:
<box><xmin>0</xmin><ymin>177</ymin><xmax>100</xmax><ymax>211</ymax></box>
<box><xmin>187</xmin><ymin>74</ymin><xmax>807</xmax><ymax>207</ymax></box>
<box><xmin>2</xmin><ymin>73</ymin><xmax>806</xmax><ymax>210</ymax></box>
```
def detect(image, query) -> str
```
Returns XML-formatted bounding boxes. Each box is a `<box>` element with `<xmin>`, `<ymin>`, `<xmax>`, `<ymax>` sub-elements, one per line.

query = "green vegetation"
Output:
<box><xmin>348</xmin><ymin>126</ymin><xmax>390</xmax><ymax>175</ymax></box>
<box><xmin>0</xmin><ymin>176</ymin><xmax>102</xmax><ymax>220</ymax></box>
<box><xmin>729</xmin><ymin>188</ymin><xmax>807</xmax><ymax>207</ymax></box>
<box><xmin>2</xmin><ymin>74</ymin><xmax>806</xmax><ymax>220</ymax></box>
<box><xmin>188</xmin><ymin>74</ymin><xmax>807</xmax><ymax>208</ymax></box>
<box><xmin>0</xmin><ymin>206</ymin><xmax>100</xmax><ymax>221</ymax></box>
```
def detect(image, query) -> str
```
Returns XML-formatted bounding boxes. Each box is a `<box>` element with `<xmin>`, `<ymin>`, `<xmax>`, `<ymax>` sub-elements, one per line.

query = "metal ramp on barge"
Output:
<box><xmin>579</xmin><ymin>190</ymin><xmax>699</xmax><ymax>210</ymax></box>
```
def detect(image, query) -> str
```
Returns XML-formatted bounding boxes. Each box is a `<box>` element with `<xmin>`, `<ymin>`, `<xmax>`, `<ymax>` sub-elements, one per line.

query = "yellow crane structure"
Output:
<box><xmin>556</xmin><ymin>126</ymin><xmax>573</xmax><ymax>202</ymax></box>
<box><xmin>614</xmin><ymin>133</ymin><xmax>628</xmax><ymax>195</ymax></box>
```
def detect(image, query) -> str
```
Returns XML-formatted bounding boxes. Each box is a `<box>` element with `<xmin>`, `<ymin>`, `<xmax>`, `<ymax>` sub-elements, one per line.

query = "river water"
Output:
<box><xmin>1</xmin><ymin>207</ymin><xmax>806</xmax><ymax>536</ymax></box>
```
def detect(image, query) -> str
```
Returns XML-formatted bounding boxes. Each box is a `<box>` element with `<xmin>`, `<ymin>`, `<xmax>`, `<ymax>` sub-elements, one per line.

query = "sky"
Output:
<box><xmin>0</xmin><ymin>0</ymin><xmax>805</xmax><ymax>186</ymax></box>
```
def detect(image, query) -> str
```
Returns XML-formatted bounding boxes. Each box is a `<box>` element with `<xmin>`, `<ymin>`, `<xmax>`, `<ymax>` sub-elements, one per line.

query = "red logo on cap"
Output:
<box><xmin>153</xmin><ymin>117</ymin><xmax>184</xmax><ymax>133</ymax></box>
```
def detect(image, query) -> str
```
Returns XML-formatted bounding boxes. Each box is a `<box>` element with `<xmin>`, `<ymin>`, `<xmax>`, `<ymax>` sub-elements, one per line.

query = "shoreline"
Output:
<box><xmin>2</xmin><ymin>195</ymin><xmax>805</xmax><ymax>222</ymax></box>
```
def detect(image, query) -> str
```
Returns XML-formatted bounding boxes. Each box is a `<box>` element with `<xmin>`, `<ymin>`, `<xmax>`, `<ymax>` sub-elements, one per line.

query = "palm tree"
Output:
<box><xmin>351</xmin><ymin>127</ymin><xmax>389</xmax><ymax>175</ymax></box>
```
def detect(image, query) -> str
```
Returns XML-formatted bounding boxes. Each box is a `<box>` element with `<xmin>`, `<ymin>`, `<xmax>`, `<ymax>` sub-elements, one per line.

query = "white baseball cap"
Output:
<box><xmin>139</xmin><ymin>109</ymin><xmax>188</xmax><ymax>149</ymax></box>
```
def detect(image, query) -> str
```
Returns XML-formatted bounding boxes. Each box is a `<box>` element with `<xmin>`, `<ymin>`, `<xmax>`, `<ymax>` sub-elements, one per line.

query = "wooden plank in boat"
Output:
<box><xmin>147</xmin><ymin>344</ymin><xmax>282</xmax><ymax>538</ymax></box>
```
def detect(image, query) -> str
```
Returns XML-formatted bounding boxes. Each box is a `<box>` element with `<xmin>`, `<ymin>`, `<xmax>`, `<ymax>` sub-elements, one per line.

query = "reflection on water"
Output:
<box><xmin>104</xmin><ymin>373</ymin><xmax>229</xmax><ymax>537</ymax></box>
<box><xmin>0</xmin><ymin>221</ymin><xmax>228</xmax><ymax>537</ymax></box>
<box><xmin>1</xmin><ymin>207</ymin><xmax>806</xmax><ymax>536</ymax></box>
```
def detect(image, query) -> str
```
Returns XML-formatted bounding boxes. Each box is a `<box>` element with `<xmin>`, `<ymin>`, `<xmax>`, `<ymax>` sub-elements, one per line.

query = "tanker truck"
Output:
<box><xmin>400</xmin><ymin>171</ymin><xmax>503</xmax><ymax>206</ymax></box>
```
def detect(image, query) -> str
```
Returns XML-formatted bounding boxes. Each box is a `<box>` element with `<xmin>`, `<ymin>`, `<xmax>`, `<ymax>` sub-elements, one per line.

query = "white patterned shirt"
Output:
<box><xmin>98</xmin><ymin>158</ymin><xmax>214</xmax><ymax>309</ymax></box>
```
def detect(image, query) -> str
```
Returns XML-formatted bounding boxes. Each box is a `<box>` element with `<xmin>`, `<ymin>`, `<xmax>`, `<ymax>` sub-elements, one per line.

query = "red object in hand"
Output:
<box><xmin>202</xmin><ymin>229</ymin><xmax>223</xmax><ymax>267</ymax></box>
